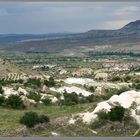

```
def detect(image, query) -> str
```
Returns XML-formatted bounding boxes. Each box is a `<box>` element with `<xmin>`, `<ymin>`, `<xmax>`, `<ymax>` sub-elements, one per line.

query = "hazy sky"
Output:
<box><xmin>0</xmin><ymin>2</ymin><xmax>140</xmax><ymax>34</ymax></box>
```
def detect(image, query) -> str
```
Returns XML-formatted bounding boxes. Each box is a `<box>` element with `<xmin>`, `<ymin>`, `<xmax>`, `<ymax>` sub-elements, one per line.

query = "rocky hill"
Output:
<box><xmin>0</xmin><ymin>59</ymin><xmax>46</xmax><ymax>80</ymax></box>
<box><xmin>0</xmin><ymin>20</ymin><xmax>140</xmax><ymax>53</ymax></box>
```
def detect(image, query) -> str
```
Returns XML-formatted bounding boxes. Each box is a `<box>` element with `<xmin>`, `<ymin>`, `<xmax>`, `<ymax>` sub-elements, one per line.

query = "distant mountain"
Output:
<box><xmin>1</xmin><ymin>20</ymin><xmax>140</xmax><ymax>53</ymax></box>
<box><xmin>80</xmin><ymin>20</ymin><xmax>140</xmax><ymax>40</ymax></box>
<box><xmin>121</xmin><ymin>20</ymin><xmax>140</xmax><ymax>32</ymax></box>
<box><xmin>0</xmin><ymin>33</ymin><xmax>74</xmax><ymax>44</ymax></box>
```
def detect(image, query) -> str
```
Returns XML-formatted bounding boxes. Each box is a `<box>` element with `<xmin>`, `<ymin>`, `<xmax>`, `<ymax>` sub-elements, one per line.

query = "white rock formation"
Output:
<box><xmin>18</xmin><ymin>87</ymin><xmax>28</xmax><ymax>95</ymax></box>
<box><xmin>51</xmin><ymin>132</ymin><xmax>59</xmax><ymax>136</ymax></box>
<box><xmin>81</xmin><ymin>90</ymin><xmax>140</xmax><ymax>124</ymax></box>
<box><xmin>41</xmin><ymin>93</ymin><xmax>58</xmax><ymax>103</ymax></box>
<box><xmin>3</xmin><ymin>87</ymin><xmax>19</xmax><ymax>97</ymax></box>
<box><xmin>21</xmin><ymin>95</ymin><xmax>36</xmax><ymax>106</ymax></box>
<box><xmin>64</xmin><ymin>78</ymin><xmax>94</xmax><ymax>85</ymax></box>
<box><xmin>68</xmin><ymin>118</ymin><xmax>76</xmax><ymax>124</ymax></box>
<box><xmin>64</xmin><ymin>77</ymin><xmax>131</xmax><ymax>89</ymax></box>
<box><xmin>50</xmin><ymin>86</ymin><xmax>92</xmax><ymax>97</ymax></box>
<box><xmin>95</xmin><ymin>87</ymin><xmax>102</xmax><ymax>95</ymax></box>
<box><xmin>94</xmin><ymin>72</ymin><xmax>108</xmax><ymax>80</ymax></box>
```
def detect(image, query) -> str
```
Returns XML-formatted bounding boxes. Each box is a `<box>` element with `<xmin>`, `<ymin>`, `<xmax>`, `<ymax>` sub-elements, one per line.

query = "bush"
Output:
<box><xmin>44</xmin><ymin>77</ymin><xmax>55</xmax><ymax>87</ymax></box>
<box><xmin>5</xmin><ymin>95</ymin><xmax>24</xmax><ymax>109</ymax></box>
<box><xmin>86</xmin><ymin>94</ymin><xmax>102</xmax><ymax>103</ymax></box>
<box><xmin>102</xmin><ymin>87</ymin><xmax>129</xmax><ymax>100</ymax></box>
<box><xmin>115</xmin><ymin>87</ymin><xmax>129</xmax><ymax>95</ymax></box>
<box><xmin>0</xmin><ymin>86</ymin><xmax>4</xmax><ymax>95</ymax></box>
<box><xmin>17</xmin><ymin>79</ymin><xmax>24</xmax><ymax>84</ymax></box>
<box><xmin>39</xmin><ymin>115</ymin><xmax>50</xmax><ymax>123</ymax></box>
<box><xmin>61</xmin><ymin>91</ymin><xmax>79</xmax><ymax>106</ymax></box>
<box><xmin>97</xmin><ymin>111</ymin><xmax>108</xmax><ymax>120</ymax></box>
<box><xmin>90</xmin><ymin>119</ymin><xmax>107</xmax><ymax>129</ymax></box>
<box><xmin>84</xmin><ymin>85</ymin><xmax>95</xmax><ymax>92</ymax></box>
<box><xmin>0</xmin><ymin>96</ymin><xmax>5</xmax><ymax>106</ymax></box>
<box><xmin>20</xmin><ymin>111</ymin><xmax>50</xmax><ymax>128</ymax></box>
<box><xmin>123</xmin><ymin>76</ymin><xmax>131</xmax><ymax>82</ymax></box>
<box><xmin>78</xmin><ymin>97</ymin><xmax>89</xmax><ymax>104</ymax></box>
<box><xmin>89</xmin><ymin>86</ymin><xmax>95</xmax><ymax>92</ymax></box>
<box><xmin>27</xmin><ymin>92</ymin><xmax>41</xmax><ymax>102</ymax></box>
<box><xmin>97</xmin><ymin>106</ymin><xmax>125</xmax><ymax>122</ymax></box>
<box><xmin>20</xmin><ymin>111</ymin><xmax>40</xmax><ymax>128</ymax></box>
<box><xmin>0</xmin><ymin>80</ymin><xmax>24</xmax><ymax>86</ymax></box>
<box><xmin>111</xmin><ymin>76</ymin><xmax>121</xmax><ymax>82</ymax></box>
<box><xmin>133</xmin><ymin>83</ymin><xmax>140</xmax><ymax>90</ymax></box>
<box><xmin>108</xmin><ymin>106</ymin><xmax>125</xmax><ymax>122</ymax></box>
<box><xmin>42</xmin><ymin>98</ymin><xmax>51</xmax><ymax>105</ymax></box>
<box><xmin>61</xmin><ymin>91</ymin><xmax>102</xmax><ymax>105</ymax></box>
<box><xmin>134</xmin><ymin>79</ymin><xmax>140</xmax><ymax>83</ymax></box>
<box><xmin>24</xmin><ymin>78</ymin><xmax>41</xmax><ymax>87</ymax></box>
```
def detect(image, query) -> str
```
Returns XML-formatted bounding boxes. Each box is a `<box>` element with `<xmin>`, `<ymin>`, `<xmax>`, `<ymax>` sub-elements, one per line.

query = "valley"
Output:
<box><xmin>0</xmin><ymin>50</ymin><xmax>140</xmax><ymax>137</ymax></box>
<box><xmin>0</xmin><ymin>20</ymin><xmax>140</xmax><ymax>137</ymax></box>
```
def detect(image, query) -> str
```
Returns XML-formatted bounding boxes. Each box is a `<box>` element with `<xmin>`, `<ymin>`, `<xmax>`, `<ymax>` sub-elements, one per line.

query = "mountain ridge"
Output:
<box><xmin>0</xmin><ymin>20</ymin><xmax>140</xmax><ymax>53</ymax></box>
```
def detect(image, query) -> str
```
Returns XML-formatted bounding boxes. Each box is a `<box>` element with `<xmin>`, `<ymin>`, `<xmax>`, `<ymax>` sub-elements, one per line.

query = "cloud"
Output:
<box><xmin>42</xmin><ymin>7</ymin><xmax>84</xmax><ymax>14</ymax></box>
<box><xmin>103</xmin><ymin>20</ymin><xmax>131</xmax><ymax>29</ymax></box>
<box><xmin>0</xmin><ymin>2</ymin><xmax>140</xmax><ymax>33</ymax></box>
<box><xmin>114</xmin><ymin>6</ymin><xmax>140</xmax><ymax>16</ymax></box>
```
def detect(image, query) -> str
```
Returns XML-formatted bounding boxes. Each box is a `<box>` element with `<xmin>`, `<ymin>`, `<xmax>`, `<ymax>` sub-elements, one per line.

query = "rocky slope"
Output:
<box><xmin>1</xmin><ymin>20</ymin><xmax>140</xmax><ymax>53</ymax></box>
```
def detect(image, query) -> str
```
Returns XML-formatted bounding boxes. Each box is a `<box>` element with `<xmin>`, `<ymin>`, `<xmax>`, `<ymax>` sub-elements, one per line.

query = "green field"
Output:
<box><xmin>0</xmin><ymin>103</ymin><xmax>95</xmax><ymax>136</ymax></box>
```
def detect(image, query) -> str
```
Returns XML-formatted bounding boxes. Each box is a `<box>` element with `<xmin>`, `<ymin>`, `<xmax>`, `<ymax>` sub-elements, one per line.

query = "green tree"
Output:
<box><xmin>20</xmin><ymin>111</ymin><xmax>40</xmax><ymax>128</ymax></box>
<box><xmin>5</xmin><ymin>95</ymin><xmax>24</xmax><ymax>109</ymax></box>
<box><xmin>27</xmin><ymin>92</ymin><xmax>41</xmax><ymax>102</ymax></box>
<box><xmin>61</xmin><ymin>91</ymin><xmax>79</xmax><ymax>105</ymax></box>
<box><xmin>97</xmin><ymin>106</ymin><xmax>125</xmax><ymax>122</ymax></box>
<box><xmin>108</xmin><ymin>106</ymin><xmax>125</xmax><ymax>122</ymax></box>
<box><xmin>20</xmin><ymin>111</ymin><xmax>50</xmax><ymax>128</ymax></box>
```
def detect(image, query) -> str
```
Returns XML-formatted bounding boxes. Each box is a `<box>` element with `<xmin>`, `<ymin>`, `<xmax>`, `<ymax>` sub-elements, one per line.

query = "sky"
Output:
<box><xmin>0</xmin><ymin>2</ymin><xmax>140</xmax><ymax>34</ymax></box>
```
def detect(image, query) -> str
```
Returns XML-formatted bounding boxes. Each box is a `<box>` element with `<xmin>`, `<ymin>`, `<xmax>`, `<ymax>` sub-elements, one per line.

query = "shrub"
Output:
<box><xmin>116</xmin><ymin>87</ymin><xmax>129</xmax><ymax>95</ymax></box>
<box><xmin>39</xmin><ymin>115</ymin><xmax>50</xmax><ymax>123</ymax></box>
<box><xmin>133</xmin><ymin>83</ymin><xmax>140</xmax><ymax>90</ymax></box>
<box><xmin>0</xmin><ymin>80</ymin><xmax>24</xmax><ymax>86</ymax></box>
<box><xmin>27</xmin><ymin>92</ymin><xmax>41</xmax><ymax>102</ymax></box>
<box><xmin>97</xmin><ymin>106</ymin><xmax>125</xmax><ymax>122</ymax></box>
<box><xmin>84</xmin><ymin>85</ymin><xmax>95</xmax><ymax>92</ymax></box>
<box><xmin>17</xmin><ymin>79</ymin><xmax>24</xmax><ymax>84</ymax></box>
<box><xmin>20</xmin><ymin>111</ymin><xmax>40</xmax><ymax>128</ymax></box>
<box><xmin>97</xmin><ymin>111</ymin><xmax>108</xmax><ymax>120</ymax></box>
<box><xmin>0</xmin><ymin>96</ymin><xmax>5</xmax><ymax>106</ymax></box>
<box><xmin>134</xmin><ymin>79</ymin><xmax>140</xmax><ymax>83</ymax></box>
<box><xmin>88</xmin><ymin>86</ymin><xmax>95</xmax><ymax>92</ymax></box>
<box><xmin>123</xmin><ymin>76</ymin><xmax>131</xmax><ymax>82</ymax></box>
<box><xmin>24</xmin><ymin>78</ymin><xmax>41</xmax><ymax>87</ymax></box>
<box><xmin>20</xmin><ymin>111</ymin><xmax>50</xmax><ymax>128</ymax></box>
<box><xmin>86</xmin><ymin>94</ymin><xmax>102</xmax><ymax>103</ymax></box>
<box><xmin>0</xmin><ymin>86</ymin><xmax>4</xmax><ymax>95</ymax></box>
<box><xmin>111</xmin><ymin>76</ymin><xmax>121</xmax><ymax>82</ymax></box>
<box><xmin>90</xmin><ymin>119</ymin><xmax>107</xmax><ymax>130</ymax></box>
<box><xmin>61</xmin><ymin>91</ymin><xmax>79</xmax><ymax>106</ymax></box>
<box><xmin>5</xmin><ymin>95</ymin><xmax>24</xmax><ymax>109</ymax></box>
<box><xmin>78</xmin><ymin>97</ymin><xmax>89</xmax><ymax>104</ymax></box>
<box><xmin>102</xmin><ymin>87</ymin><xmax>129</xmax><ymax>100</ymax></box>
<box><xmin>42</xmin><ymin>98</ymin><xmax>51</xmax><ymax>105</ymax></box>
<box><xmin>44</xmin><ymin>77</ymin><xmax>55</xmax><ymax>87</ymax></box>
<box><xmin>108</xmin><ymin>106</ymin><xmax>125</xmax><ymax>122</ymax></box>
